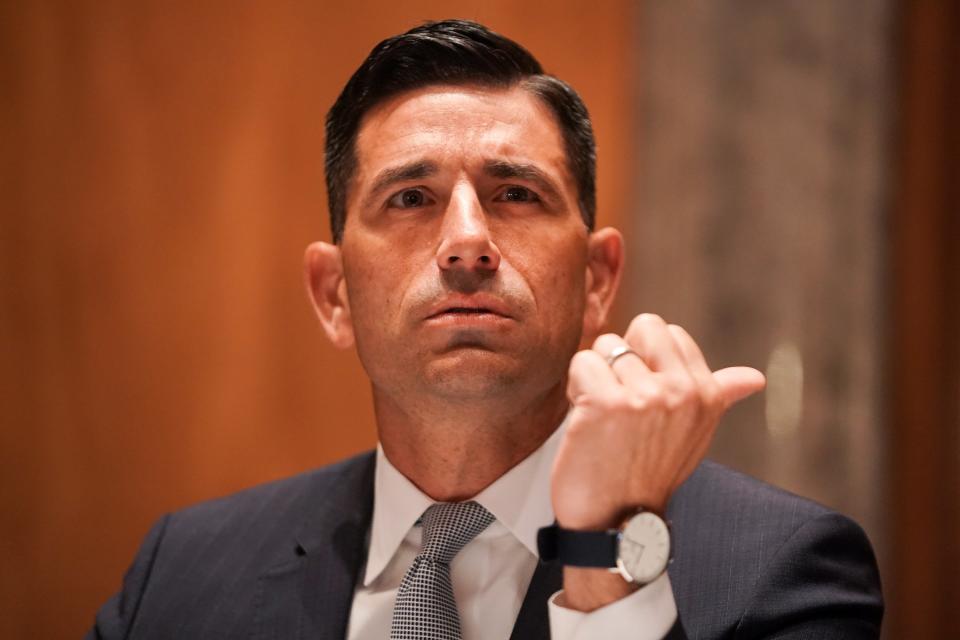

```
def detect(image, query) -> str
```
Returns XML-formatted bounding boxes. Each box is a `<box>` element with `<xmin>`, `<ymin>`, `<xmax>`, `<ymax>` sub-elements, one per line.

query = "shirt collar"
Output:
<box><xmin>363</xmin><ymin>415</ymin><xmax>567</xmax><ymax>587</ymax></box>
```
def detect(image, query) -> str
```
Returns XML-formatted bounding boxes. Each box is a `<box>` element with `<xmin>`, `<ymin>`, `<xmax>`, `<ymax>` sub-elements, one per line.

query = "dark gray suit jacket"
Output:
<box><xmin>88</xmin><ymin>453</ymin><xmax>882</xmax><ymax>639</ymax></box>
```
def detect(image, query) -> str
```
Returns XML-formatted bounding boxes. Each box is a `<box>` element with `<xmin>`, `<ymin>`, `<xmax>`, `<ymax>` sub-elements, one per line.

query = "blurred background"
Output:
<box><xmin>1</xmin><ymin>1</ymin><xmax>956</xmax><ymax>638</ymax></box>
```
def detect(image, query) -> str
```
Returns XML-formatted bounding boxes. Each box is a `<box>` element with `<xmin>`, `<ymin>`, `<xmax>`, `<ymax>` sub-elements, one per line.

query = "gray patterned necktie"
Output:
<box><xmin>390</xmin><ymin>501</ymin><xmax>496</xmax><ymax>640</ymax></box>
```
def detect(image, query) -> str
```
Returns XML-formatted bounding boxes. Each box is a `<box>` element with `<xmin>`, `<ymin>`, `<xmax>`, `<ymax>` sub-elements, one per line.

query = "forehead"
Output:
<box><xmin>352</xmin><ymin>84</ymin><xmax>570</xmax><ymax>190</ymax></box>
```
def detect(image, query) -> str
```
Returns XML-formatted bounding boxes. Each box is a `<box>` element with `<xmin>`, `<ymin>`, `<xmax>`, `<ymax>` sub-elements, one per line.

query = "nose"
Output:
<box><xmin>435</xmin><ymin>184</ymin><xmax>501</xmax><ymax>273</ymax></box>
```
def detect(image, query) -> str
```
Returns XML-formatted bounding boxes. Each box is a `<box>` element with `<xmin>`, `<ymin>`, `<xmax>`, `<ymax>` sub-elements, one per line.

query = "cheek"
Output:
<box><xmin>546</xmin><ymin>264</ymin><xmax>588</xmax><ymax>324</ymax></box>
<box><xmin>341</xmin><ymin>234</ymin><xmax>432</xmax><ymax>339</ymax></box>
<box><xmin>342</xmin><ymin>248</ymin><xmax>400</xmax><ymax>329</ymax></box>
<box><xmin>506</xmin><ymin>231</ymin><xmax>588</xmax><ymax>331</ymax></box>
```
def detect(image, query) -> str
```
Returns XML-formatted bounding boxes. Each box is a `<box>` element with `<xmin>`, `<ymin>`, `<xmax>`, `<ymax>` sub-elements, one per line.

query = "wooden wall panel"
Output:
<box><xmin>0</xmin><ymin>2</ymin><xmax>635</xmax><ymax>636</ymax></box>
<box><xmin>888</xmin><ymin>0</ymin><xmax>960</xmax><ymax>636</ymax></box>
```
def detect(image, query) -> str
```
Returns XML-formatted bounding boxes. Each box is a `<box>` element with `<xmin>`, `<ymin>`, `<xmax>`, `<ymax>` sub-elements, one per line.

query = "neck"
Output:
<box><xmin>374</xmin><ymin>382</ymin><xmax>569</xmax><ymax>501</ymax></box>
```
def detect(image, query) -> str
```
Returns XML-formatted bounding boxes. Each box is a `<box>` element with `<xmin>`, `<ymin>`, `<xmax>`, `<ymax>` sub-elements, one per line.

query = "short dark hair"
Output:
<box><xmin>324</xmin><ymin>19</ymin><xmax>596</xmax><ymax>243</ymax></box>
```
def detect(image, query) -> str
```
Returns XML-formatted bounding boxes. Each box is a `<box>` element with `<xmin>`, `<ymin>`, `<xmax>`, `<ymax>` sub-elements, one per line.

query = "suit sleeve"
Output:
<box><xmin>86</xmin><ymin>515</ymin><xmax>170</xmax><ymax>640</ymax></box>
<box><xmin>734</xmin><ymin>512</ymin><xmax>884</xmax><ymax>639</ymax></box>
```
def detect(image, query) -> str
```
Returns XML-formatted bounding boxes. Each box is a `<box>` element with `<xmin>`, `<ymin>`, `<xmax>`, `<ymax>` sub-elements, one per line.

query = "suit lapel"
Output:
<box><xmin>252</xmin><ymin>453</ymin><xmax>376</xmax><ymax>640</ymax></box>
<box><xmin>248</xmin><ymin>453</ymin><xmax>569</xmax><ymax>640</ymax></box>
<box><xmin>509</xmin><ymin>559</ymin><xmax>563</xmax><ymax>640</ymax></box>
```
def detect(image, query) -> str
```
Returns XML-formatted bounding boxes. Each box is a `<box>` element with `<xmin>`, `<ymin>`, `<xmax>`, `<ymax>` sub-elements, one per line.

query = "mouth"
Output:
<box><xmin>424</xmin><ymin>295</ymin><xmax>513</xmax><ymax>321</ymax></box>
<box><xmin>429</xmin><ymin>306</ymin><xmax>501</xmax><ymax>318</ymax></box>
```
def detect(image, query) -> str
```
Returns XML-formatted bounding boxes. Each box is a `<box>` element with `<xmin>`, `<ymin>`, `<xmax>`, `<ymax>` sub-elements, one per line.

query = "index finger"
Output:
<box><xmin>624</xmin><ymin>313</ymin><xmax>687</xmax><ymax>373</ymax></box>
<box><xmin>592</xmin><ymin>333</ymin><xmax>653</xmax><ymax>385</ymax></box>
<box><xmin>567</xmin><ymin>348</ymin><xmax>624</xmax><ymax>405</ymax></box>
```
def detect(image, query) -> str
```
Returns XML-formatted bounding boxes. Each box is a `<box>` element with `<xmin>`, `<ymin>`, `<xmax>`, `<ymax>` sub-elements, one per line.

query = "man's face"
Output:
<box><xmin>337</xmin><ymin>84</ymin><xmax>594</xmax><ymax>402</ymax></box>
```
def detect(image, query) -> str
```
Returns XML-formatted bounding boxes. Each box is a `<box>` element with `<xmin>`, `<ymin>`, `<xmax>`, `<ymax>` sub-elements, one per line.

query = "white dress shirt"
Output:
<box><xmin>346</xmin><ymin>419</ymin><xmax>678</xmax><ymax>639</ymax></box>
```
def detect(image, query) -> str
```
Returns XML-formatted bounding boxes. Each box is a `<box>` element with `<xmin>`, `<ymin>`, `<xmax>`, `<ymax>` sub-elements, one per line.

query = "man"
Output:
<box><xmin>90</xmin><ymin>19</ymin><xmax>882</xmax><ymax>640</ymax></box>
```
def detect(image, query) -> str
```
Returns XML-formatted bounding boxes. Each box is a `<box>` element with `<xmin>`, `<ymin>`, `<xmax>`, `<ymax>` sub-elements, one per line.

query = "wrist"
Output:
<box><xmin>540</xmin><ymin>508</ymin><xmax>672</xmax><ymax>588</ymax></box>
<box><xmin>554</xmin><ymin>493</ymin><xmax>669</xmax><ymax>531</ymax></box>
<box><xmin>555</xmin><ymin>506</ymin><xmax>638</xmax><ymax>531</ymax></box>
<box><xmin>560</xmin><ymin>567</ymin><xmax>639</xmax><ymax>612</ymax></box>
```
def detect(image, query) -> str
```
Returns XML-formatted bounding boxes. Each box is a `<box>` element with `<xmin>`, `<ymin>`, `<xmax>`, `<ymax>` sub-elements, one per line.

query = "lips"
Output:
<box><xmin>437</xmin><ymin>307</ymin><xmax>494</xmax><ymax>315</ymax></box>
<box><xmin>424</xmin><ymin>295</ymin><xmax>513</xmax><ymax>320</ymax></box>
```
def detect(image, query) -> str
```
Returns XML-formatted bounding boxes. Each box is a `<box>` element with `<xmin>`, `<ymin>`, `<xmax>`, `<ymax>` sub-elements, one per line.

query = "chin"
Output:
<box><xmin>420</xmin><ymin>350</ymin><xmax>525</xmax><ymax>400</ymax></box>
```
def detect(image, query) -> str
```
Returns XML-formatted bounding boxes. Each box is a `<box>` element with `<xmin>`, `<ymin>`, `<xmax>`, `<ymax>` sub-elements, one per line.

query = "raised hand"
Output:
<box><xmin>552</xmin><ymin>313</ymin><xmax>766</xmax><ymax>531</ymax></box>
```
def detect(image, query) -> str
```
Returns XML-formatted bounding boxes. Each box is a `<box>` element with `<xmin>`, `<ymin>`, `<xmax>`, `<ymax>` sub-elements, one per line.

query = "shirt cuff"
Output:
<box><xmin>547</xmin><ymin>572</ymin><xmax>677</xmax><ymax>640</ymax></box>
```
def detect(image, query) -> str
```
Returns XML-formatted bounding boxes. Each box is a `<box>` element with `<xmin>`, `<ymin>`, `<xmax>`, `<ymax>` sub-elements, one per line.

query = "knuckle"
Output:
<box><xmin>628</xmin><ymin>382</ymin><xmax>663</xmax><ymax>411</ymax></box>
<box><xmin>667</xmin><ymin>322</ymin><xmax>689</xmax><ymax>338</ymax></box>
<box><xmin>627</xmin><ymin>314</ymin><xmax>651</xmax><ymax>335</ymax></box>
<box><xmin>626</xmin><ymin>394</ymin><xmax>652</xmax><ymax>413</ymax></box>
<box><xmin>602</xmin><ymin>388</ymin><xmax>627</xmax><ymax>409</ymax></box>
<box><xmin>592</xmin><ymin>333</ymin><xmax>622</xmax><ymax>352</ymax></box>
<box><xmin>663</xmin><ymin>373</ymin><xmax>694</xmax><ymax>396</ymax></box>
<box><xmin>667</xmin><ymin>323</ymin><xmax>692</xmax><ymax>347</ymax></box>
<box><xmin>626</xmin><ymin>313</ymin><xmax>666</xmax><ymax>342</ymax></box>
<box><xmin>663</xmin><ymin>381</ymin><xmax>697</xmax><ymax>411</ymax></box>
<box><xmin>569</xmin><ymin>349</ymin><xmax>593</xmax><ymax>369</ymax></box>
<box><xmin>663</xmin><ymin>391</ymin><xmax>686</xmax><ymax>412</ymax></box>
<box><xmin>700</xmin><ymin>382</ymin><xmax>722</xmax><ymax>408</ymax></box>
<box><xmin>680</xmin><ymin>382</ymin><xmax>700</xmax><ymax>402</ymax></box>
<box><xmin>639</xmin><ymin>312</ymin><xmax>665</xmax><ymax>326</ymax></box>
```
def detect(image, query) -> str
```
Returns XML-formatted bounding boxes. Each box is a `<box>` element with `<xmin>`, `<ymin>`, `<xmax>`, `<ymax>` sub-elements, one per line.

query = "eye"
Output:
<box><xmin>497</xmin><ymin>186</ymin><xmax>539</xmax><ymax>203</ymax></box>
<box><xmin>387</xmin><ymin>188</ymin><xmax>431</xmax><ymax>209</ymax></box>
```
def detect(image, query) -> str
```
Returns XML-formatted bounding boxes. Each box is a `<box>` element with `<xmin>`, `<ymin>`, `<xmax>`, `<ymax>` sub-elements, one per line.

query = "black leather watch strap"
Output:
<box><xmin>536</xmin><ymin>523</ymin><xmax>619</xmax><ymax>568</ymax></box>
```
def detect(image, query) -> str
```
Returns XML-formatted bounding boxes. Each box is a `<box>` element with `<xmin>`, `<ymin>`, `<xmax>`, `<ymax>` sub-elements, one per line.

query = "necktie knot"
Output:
<box><xmin>419</xmin><ymin>501</ymin><xmax>495</xmax><ymax>565</ymax></box>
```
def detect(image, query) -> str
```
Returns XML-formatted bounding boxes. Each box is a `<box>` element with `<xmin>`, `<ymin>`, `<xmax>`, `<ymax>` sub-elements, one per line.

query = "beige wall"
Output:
<box><xmin>0</xmin><ymin>2</ymin><xmax>636</xmax><ymax>637</ymax></box>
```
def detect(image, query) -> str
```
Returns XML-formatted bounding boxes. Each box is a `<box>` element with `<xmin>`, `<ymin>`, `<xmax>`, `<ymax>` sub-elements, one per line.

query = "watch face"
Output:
<box><xmin>617</xmin><ymin>512</ymin><xmax>670</xmax><ymax>584</ymax></box>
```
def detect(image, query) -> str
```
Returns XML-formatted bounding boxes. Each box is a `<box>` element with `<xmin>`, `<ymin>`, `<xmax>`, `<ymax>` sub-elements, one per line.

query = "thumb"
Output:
<box><xmin>713</xmin><ymin>366</ymin><xmax>766</xmax><ymax>407</ymax></box>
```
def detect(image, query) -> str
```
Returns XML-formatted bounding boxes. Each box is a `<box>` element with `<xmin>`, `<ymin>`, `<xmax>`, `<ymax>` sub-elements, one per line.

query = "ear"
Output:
<box><xmin>582</xmin><ymin>227</ymin><xmax>624</xmax><ymax>343</ymax></box>
<box><xmin>304</xmin><ymin>241</ymin><xmax>355</xmax><ymax>349</ymax></box>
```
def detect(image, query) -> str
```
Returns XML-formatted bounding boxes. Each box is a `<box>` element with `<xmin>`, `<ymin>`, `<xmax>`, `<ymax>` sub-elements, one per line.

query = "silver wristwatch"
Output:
<box><xmin>537</xmin><ymin>510</ymin><xmax>671</xmax><ymax>585</ymax></box>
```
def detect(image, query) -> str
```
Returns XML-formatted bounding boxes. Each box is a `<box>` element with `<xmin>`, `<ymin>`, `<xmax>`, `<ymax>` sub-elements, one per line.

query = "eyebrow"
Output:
<box><xmin>362</xmin><ymin>158</ymin><xmax>564</xmax><ymax>207</ymax></box>
<box><xmin>367</xmin><ymin>161</ymin><xmax>438</xmax><ymax>203</ymax></box>
<box><xmin>483</xmin><ymin>160</ymin><xmax>563</xmax><ymax>204</ymax></box>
